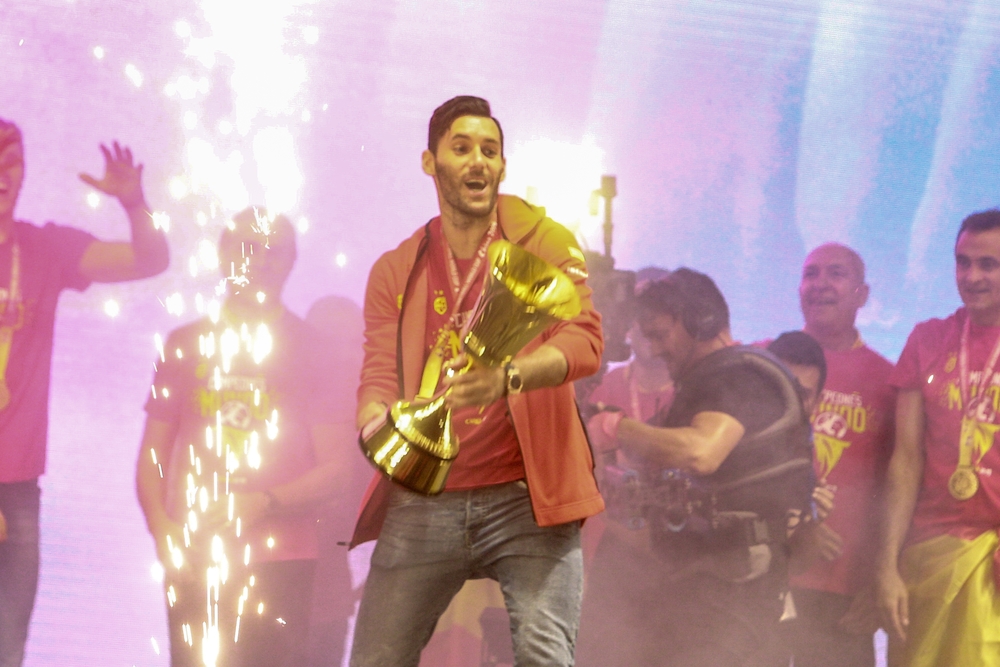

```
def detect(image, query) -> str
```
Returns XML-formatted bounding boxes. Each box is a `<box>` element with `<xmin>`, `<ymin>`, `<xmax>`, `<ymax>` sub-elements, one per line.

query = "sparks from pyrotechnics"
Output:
<box><xmin>148</xmin><ymin>208</ymin><xmax>280</xmax><ymax>667</ymax></box>
<box><xmin>141</xmin><ymin>4</ymin><xmax>316</xmax><ymax>661</ymax></box>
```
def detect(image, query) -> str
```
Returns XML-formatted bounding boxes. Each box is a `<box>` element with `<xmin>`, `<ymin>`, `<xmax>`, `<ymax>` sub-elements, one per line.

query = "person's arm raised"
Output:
<box><xmin>78</xmin><ymin>142</ymin><xmax>169</xmax><ymax>283</ymax></box>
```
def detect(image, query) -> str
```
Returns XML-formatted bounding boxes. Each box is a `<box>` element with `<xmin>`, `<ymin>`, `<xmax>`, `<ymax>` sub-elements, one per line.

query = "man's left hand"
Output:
<box><xmin>79</xmin><ymin>141</ymin><xmax>146</xmax><ymax>209</ymax></box>
<box><xmin>442</xmin><ymin>353</ymin><xmax>505</xmax><ymax>408</ymax></box>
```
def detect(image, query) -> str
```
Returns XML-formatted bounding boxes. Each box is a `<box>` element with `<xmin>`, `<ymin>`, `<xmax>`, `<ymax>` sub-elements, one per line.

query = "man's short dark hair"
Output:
<box><xmin>428</xmin><ymin>96</ymin><xmax>504</xmax><ymax>156</ymax></box>
<box><xmin>767</xmin><ymin>331</ymin><xmax>827</xmax><ymax>395</ymax></box>
<box><xmin>957</xmin><ymin>209</ymin><xmax>1000</xmax><ymax>243</ymax></box>
<box><xmin>636</xmin><ymin>268</ymin><xmax>729</xmax><ymax>341</ymax></box>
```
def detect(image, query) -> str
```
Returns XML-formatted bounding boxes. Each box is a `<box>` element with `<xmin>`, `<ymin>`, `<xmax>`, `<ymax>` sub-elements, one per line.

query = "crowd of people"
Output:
<box><xmin>0</xmin><ymin>93</ymin><xmax>997</xmax><ymax>667</ymax></box>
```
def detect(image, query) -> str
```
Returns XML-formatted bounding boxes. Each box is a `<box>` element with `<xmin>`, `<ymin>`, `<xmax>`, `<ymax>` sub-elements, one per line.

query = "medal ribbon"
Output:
<box><xmin>417</xmin><ymin>221</ymin><xmax>498</xmax><ymax>399</ymax></box>
<box><xmin>0</xmin><ymin>242</ymin><xmax>22</xmax><ymax>410</ymax></box>
<box><xmin>954</xmin><ymin>314</ymin><xmax>1000</xmax><ymax>481</ymax></box>
<box><xmin>628</xmin><ymin>365</ymin><xmax>642</xmax><ymax>421</ymax></box>
<box><xmin>443</xmin><ymin>220</ymin><xmax>497</xmax><ymax>317</ymax></box>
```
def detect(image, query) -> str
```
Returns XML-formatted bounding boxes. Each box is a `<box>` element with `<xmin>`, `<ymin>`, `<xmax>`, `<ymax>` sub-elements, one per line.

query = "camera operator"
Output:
<box><xmin>588</xmin><ymin>269</ymin><xmax>813</xmax><ymax>667</ymax></box>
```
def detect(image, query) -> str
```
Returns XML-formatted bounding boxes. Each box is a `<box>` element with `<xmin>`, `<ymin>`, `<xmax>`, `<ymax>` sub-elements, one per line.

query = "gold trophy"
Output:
<box><xmin>360</xmin><ymin>239</ymin><xmax>582</xmax><ymax>495</ymax></box>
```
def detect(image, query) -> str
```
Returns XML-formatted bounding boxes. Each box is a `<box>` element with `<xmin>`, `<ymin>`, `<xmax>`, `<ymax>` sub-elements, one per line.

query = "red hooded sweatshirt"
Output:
<box><xmin>351</xmin><ymin>195</ymin><xmax>605</xmax><ymax>546</ymax></box>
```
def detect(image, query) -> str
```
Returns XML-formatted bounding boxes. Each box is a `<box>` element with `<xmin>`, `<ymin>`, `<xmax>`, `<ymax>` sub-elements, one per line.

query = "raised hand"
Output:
<box><xmin>79</xmin><ymin>141</ymin><xmax>146</xmax><ymax>209</ymax></box>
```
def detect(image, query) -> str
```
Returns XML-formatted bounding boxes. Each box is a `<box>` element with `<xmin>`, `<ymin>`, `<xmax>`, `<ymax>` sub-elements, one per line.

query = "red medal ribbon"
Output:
<box><xmin>958</xmin><ymin>313</ymin><xmax>1000</xmax><ymax>422</ymax></box>
<box><xmin>442</xmin><ymin>220</ymin><xmax>497</xmax><ymax>327</ymax></box>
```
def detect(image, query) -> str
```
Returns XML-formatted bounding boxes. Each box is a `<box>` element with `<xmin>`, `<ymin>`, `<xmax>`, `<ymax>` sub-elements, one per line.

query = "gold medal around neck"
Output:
<box><xmin>948</xmin><ymin>466</ymin><xmax>979</xmax><ymax>501</ymax></box>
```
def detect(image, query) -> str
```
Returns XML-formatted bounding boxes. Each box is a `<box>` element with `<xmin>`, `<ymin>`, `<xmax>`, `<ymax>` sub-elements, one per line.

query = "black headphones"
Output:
<box><xmin>683</xmin><ymin>306</ymin><xmax>724</xmax><ymax>341</ymax></box>
<box><xmin>671</xmin><ymin>269</ymin><xmax>727</xmax><ymax>341</ymax></box>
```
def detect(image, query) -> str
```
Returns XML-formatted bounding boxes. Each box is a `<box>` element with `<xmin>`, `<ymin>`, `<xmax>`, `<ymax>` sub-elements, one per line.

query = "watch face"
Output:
<box><xmin>507</xmin><ymin>366</ymin><xmax>523</xmax><ymax>393</ymax></box>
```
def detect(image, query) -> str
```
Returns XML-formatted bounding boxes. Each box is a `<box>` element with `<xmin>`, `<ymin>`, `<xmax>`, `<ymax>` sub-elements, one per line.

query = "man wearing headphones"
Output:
<box><xmin>589</xmin><ymin>268</ymin><xmax>813</xmax><ymax>667</ymax></box>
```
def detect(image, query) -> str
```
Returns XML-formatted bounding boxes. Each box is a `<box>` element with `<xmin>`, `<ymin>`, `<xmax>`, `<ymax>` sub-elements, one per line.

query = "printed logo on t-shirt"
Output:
<box><xmin>197</xmin><ymin>374</ymin><xmax>269</xmax><ymax>412</ymax></box>
<box><xmin>936</xmin><ymin>372</ymin><xmax>999</xmax><ymax>479</ymax></box>
<box><xmin>433</xmin><ymin>290</ymin><xmax>448</xmax><ymax>316</ymax></box>
<box><xmin>194</xmin><ymin>367</ymin><xmax>274</xmax><ymax>467</ymax></box>
<box><xmin>959</xmin><ymin>416</ymin><xmax>999</xmax><ymax>469</ymax></box>
<box><xmin>943</xmin><ymin>373</ymin><xmax>1000</xmax><ymax>412</ymax></box>
<box><xmin>812</xmin><ymin>389</ymin><xmax>869</xmax><ymax>481</ymax></box>
<box><xmin>219</xmin><ymin>400</ymin><xmax>252</xmax><ymax>430</ymax></box>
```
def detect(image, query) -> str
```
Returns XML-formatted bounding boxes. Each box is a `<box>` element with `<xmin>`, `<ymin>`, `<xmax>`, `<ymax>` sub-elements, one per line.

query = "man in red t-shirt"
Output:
<box><xmin>349</xmin><ymin>96</ymin><xmax>603</xmax><ymax>667</ymax></box>
<box><xmin>136</xmin><ymin>209</ymin><xmax>351</xmax><ymax>667</ymax></box>
<box><xmin>777</xmin><ymin>244</ymin><xmax>895</xmax><ymax>667</ymax></box>
<box><xmin>0</xmin><ymin>119</ymin><xmax>169</xmax><ymax>667</ymax></box>
<box><xmin>876</xmin><ymin>210</ymin><xmax>1000</xmax><ymax>667</ymax></box>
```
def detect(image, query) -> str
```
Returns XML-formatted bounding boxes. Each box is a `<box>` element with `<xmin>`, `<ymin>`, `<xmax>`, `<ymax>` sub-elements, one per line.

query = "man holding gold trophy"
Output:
<box><xmin>349</xmin><ymin>96</ymin><xmax>604</xmax><ymax>667</ymax></box>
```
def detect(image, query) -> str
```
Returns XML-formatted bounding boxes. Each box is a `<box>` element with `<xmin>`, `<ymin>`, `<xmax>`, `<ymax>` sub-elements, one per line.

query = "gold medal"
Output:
<box><xmin>948</xmin><ymin>466</ymin><xmax>979</xmax><ymax>501</ymax></box>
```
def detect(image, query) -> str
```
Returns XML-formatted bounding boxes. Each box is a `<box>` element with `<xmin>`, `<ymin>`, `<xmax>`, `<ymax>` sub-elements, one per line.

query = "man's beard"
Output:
<box><xmin>438</xmin><ymin>166</ymin><xmax>498</xmax><ymax>220</ymax></box>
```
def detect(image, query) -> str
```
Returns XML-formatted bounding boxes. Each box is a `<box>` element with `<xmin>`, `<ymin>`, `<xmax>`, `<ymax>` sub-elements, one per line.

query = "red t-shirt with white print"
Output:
<box><xmin>793</xmin><ymin>343</ymin><xmax>895</xmax><ymax>595</ymax></box>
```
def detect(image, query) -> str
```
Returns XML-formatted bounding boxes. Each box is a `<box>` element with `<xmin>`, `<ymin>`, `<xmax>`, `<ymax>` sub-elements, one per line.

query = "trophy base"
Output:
<box><xmin>359</xmin><ymin>418</ymin><xmax>456</xmax><ymax>496</ymax></box>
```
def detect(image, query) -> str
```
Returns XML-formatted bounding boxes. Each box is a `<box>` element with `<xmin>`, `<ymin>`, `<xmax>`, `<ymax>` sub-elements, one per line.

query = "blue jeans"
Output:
<box><xmin>0</xmin><ymin>481</ymin><xmax>40</xmax><ymax>667</ymax></box>
<box><xmin>166</xmin><ymin>558</ymin><xmax>316</xmax><ymax>667</ymax></box>
<box><xmin>350</xmin><ymin>481</ymin><xmax>583</xmax><ymax>667</ymax></box>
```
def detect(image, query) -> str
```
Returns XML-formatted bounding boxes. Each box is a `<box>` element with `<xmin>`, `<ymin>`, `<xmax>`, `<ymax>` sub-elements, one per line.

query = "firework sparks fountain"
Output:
<box><xmin>146</xmin><ymin>209</ymin><xmax>292</xmax><ymax>667</ymax></box>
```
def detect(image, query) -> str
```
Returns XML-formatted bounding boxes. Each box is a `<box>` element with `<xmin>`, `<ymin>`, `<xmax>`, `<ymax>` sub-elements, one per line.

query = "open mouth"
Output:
<box><xmin>464</xmin><ymin>179</ymin><xmax>487</xmax><ymax>193</ymax></box>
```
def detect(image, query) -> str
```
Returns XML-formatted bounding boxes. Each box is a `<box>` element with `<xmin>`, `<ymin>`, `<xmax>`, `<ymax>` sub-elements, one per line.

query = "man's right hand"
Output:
<box><xmin>358</xmin><ymin>401</ymin><xmax>389</xmax><ymax>434</ymax></box>
<box><xmin>875</xmin><ymin>565</ymin><xmax>909</xmax><ymax>642</ymax></box>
